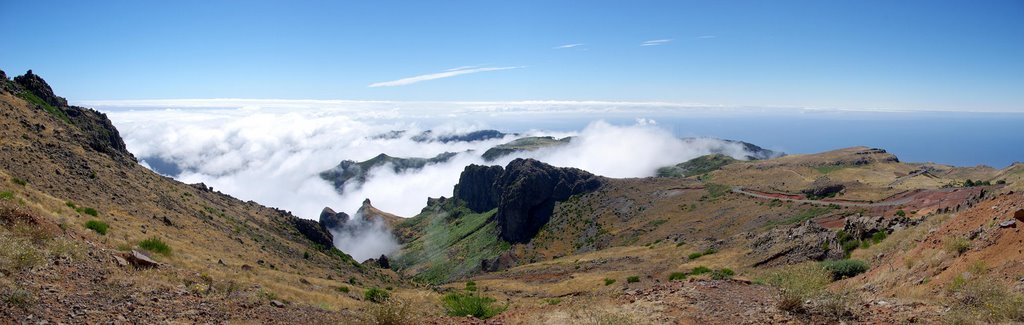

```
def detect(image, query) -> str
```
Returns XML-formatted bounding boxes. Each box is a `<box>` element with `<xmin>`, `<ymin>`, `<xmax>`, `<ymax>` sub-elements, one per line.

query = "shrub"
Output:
<box><xmin>441</xmin><ymin>292</ymin><xmax>506</xmax><ymax>319</ymax></box>
<box><xmin>84</xmin><ymin>220</ymin><xmax>109</xmax><ymax>235</ymax></box>
<box><xmin>711</xmin><ymin>268</ymin><xmax>735</xmax><ymax>280</ymax></box>
<box><xmin>77</xmin><ymin>207</ymin><xmax>98</xmax><ymax>217</ymax></box>
<box><xmin>604</xmin><ymin>278</ymin><xmax>616</xmax><ymax>286</ymax></box>
<box><xmin>365</xmin><ymin>297</ymin><xmax>413</xmax><ymax>325</ymax></box>
<box><xmin>364</xmin><ymin>287</ymin><xmax>390</xmax><ymax>303</ymax></box>
<box><xmin>0</xmin><ymin>234</ymin><xmax>44</xmax><ymax>274</ymax></box>
<box><xmin>895</xmin><ymin>209</ymin><xmax>906</xmax><ymax>217</ymax></box>
<box><xmin>946</xmin><ymin>274</ymin><xmax>1024</xmax><ymax>323</ymax></box>
<box><xmin>65</xmin><ymin>202</ymin><xmax>76</xmax><ymax>209</ymax></box>
<box><xmin>690</xmin><ymin>266</ymin><xmax>712</xmax><ymax>275</ymax></box>
<box><xmin>761</xmin><ymin>263</ymin><xmax>833</xmax><ymax>313</ymax></box>
<box><xmin>687</xmin><ymin>252</ymin><xmax>704</xmax><ymax>260</ymax></box>
<box><xmin>669</xmin><ymin>272</ymin><xmax>687</xmax><ymax>281</ymax></box>
<box><xmin>626</xmin><ymin>276</ymin><xmax>640</xmax><ymax>283</ymax></box>
<box><xmin>870</xmin><ymin>231</ymin><xmax>887</xmax><ymax>244</ymax></box>
<box><xmin>83</xmin><ymin>219</ymin><xmax>109</xmax><ymax>233</ymax></box>
<box><xmin>11</xmin><ymin>178</ymin><xmax>26</xmax><ymax>186</ymax></box>
<box><xmin>821</xmin><ymin>260</ymin><xmax>869</xmax><ymax>280</ymax></box>
<box><xmin>543</xmin><ymin>297</ymin><xmax>561</xmax><ymax>305</ymax></box>
<box><xmin>465</xmin><ymin>281</ymin><xmax>477</xmax><ymax>292</ymax></box>
<box><xmin>337</xmin><ymin>286</ymin><xmax>350</xmax><ymax>293</ymax></box>
<box><xmin>945</xmin><ymin>236</ymin><xmax>972</xmax><ymax>256</ymax></box>
<box><xmin>139</xmin><ymin>237</ymin><xmax>172</xmax><ymax>256</ymax></box>
<box><xmin>0</xmin><ymin>191</ymin><xmax>13</xmax><ymax>200</ymax></box>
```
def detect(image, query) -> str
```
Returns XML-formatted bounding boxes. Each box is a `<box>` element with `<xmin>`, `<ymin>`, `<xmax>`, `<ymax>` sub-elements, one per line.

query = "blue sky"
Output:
<box><xmin>1</xmin><ymin>0</ymin><xmax>1022</xmax><ymax>111</ymax></box>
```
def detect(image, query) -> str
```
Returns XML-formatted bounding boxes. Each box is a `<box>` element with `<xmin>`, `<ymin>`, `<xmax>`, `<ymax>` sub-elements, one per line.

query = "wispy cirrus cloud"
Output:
<box><xmin>641</xmin><ymin>39</ymin><xmax>672</xmax><ymax>46</ymax></box>
<box><xmin>369</xmin><ymin>66</ymin><xmax>521</xmax><ymax>87</ymax></box>
<box><xmin>553</xmin><ymin>43</ymin><xmax>584</xmax><ymax>49</ymax></box>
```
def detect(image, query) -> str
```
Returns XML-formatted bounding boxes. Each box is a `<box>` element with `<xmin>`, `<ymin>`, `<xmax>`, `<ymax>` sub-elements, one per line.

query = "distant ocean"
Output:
<box><xmin>492</xmin><ymin>111</ymin><xmax>1024</xmax><ymax>168</ymax></box>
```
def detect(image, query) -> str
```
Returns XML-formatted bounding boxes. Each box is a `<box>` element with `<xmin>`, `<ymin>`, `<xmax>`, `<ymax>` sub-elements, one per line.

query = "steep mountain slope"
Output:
<box><xmin>0</xmin><ymin>70</ymin><xmax>397</xmax><ymax>322</ymax></box>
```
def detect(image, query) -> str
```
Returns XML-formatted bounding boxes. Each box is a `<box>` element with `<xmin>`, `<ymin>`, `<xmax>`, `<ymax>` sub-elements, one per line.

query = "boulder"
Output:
<box><xmin>494</xmin><ymin>159</ymin><xmax>601</xmax><ymax>243</ymax></box>
<box><xmin>1015</xmin><ymin>209</ymin><xmax>1024</xmax><ymax>222</ymax></box>
<box><xmin>377</xmin><ymin>254</ymin><xmax>390</xmax><ymax>269</ymax></box>
<box><xmin>802</xmin><ymin>177</ymin><xmax>845</xmax><ymax>199</ymax></box>
<box><xmin>125</xmin><ymin>250</ymin><xmax>161</xmax><ymax>269</ymax></box>
<box><xmin>748</xmin><ymin>221</ymin><xmax>843</xmax><ymax>267</ymax></box>
<box><xmin>843</xmin><ymin>214</ymin><xmax>913</xmax><ymax>240</ymax></box>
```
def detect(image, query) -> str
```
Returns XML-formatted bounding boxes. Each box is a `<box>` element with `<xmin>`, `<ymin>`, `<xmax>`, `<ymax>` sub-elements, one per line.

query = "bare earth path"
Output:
<box><xmin>731</xmin><ymin>186</ymin><xmax>918</xmax><ymax>207</ymax></box>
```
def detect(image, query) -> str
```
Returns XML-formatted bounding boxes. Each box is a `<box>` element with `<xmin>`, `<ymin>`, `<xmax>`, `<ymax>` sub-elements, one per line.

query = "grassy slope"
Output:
<box><xmin>394</xmin><ymin>203</ymin><xmax>509</xmax><ymax>284</ymax></box>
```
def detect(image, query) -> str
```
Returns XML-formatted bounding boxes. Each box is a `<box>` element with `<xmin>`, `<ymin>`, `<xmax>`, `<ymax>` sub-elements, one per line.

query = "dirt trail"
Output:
<box><xmin>731</xmin><ymin>187</ymin><xmax>917</xmax><ymax>207</ymax></box>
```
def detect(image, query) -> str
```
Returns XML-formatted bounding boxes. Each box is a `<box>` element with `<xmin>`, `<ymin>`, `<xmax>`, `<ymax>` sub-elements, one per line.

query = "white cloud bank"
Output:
<box><xmin>96</xmin><ymin>100</ymin><xmax>777</xmax><ymax>260</ymax></box>
<box><xmin>369</xmin><ymin>66</ymin><xmax>521</xmax><ymax>87</ymax></box>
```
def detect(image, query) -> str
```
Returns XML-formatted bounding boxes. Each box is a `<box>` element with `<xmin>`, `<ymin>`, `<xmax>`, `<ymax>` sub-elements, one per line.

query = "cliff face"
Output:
<box><xmin>452</xmin><ymin>159</ymin><xmax>602</xmax><ymax>244</ymax></box>
<box><xmin>453</xmin><ymin>164</ymin><xmax>504</xmax><ymax>212</ymax></box>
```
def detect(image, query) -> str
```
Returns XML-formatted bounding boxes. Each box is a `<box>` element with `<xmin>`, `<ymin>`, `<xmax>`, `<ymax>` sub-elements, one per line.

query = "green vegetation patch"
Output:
<box><xmin>603</xmin><ymin>278</ymin><xmax>616</xmax><ymax>286</ymax></box>
<box><xmin>364</xmin><ymin>287</ymin><xmax>390</xmax><ymax>303</ymax></box>
<box><xmin>687</xmin><ymin>247</ymin><xmax>717</xmax><ymax>260</ymax></box>
<box><xmin>704</xmin><ymin>183</ymin><xmax>731</xmax><ymax>199</ymax></box>
<box><xmin>139</xmin><ymin>237</ymin><xmax>172</xmax><ymax>256</ymax></box>
<box><xmin>0</xmin><ymin>192</ymin><xmax>13</xmax><ymax>200</ymax></box>
<box><xmin>626</xmin><ymin>276</ymin><xmax>640</xmax><ymax>283</ymax></box>
<box><xmin>84</xmin><ymin>220</ymin><xmax>109</xmax><ymax>235</ymax></box>
<box><xmin>17</xmin><ymin>91</ymin><xmax>70</xmax><ymax>124</ymax></box>
<box><xmin>75</xmin><ymin>207</ymin><xmax>98</xmax><ymax>217</ymax></box>
<box><xmin>657</xmin><ymin>154</ymin><xmax>738</xmax><ymax>178</ymax></box>
<box><xmin>394</xmin><ymin>204</ymin><xmax>509</xmax><ymax>284</ymax></box>
<box><xmin>442</xmin><ymin>292</ymin><xmax>506</xmax><ymax>319</ymax></box>
<box><xmin>821</xmin><ymin>259</ymin><xmax>869</xmax><ymax>280</ymax></box>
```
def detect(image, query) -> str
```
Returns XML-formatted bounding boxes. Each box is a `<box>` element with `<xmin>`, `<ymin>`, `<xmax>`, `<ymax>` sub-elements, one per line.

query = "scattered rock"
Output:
<box><xmin>270</xmin><ymin>300</ymin><xmax>285</xmax><ymax>308</ymax></box>
<box><xmin>112</xmin><ymin>255</ymin><xmax>129</xmax><ymax>267</ymax></box>
<box><xmin>999</xmin><ymin>220</ymin><xmax>1016</xmax><ymax>228</ymax></box>
<box><xmin>125</xmin><ymin>250</ymin><xmax>160</xmax><ymax>269</ymax></box>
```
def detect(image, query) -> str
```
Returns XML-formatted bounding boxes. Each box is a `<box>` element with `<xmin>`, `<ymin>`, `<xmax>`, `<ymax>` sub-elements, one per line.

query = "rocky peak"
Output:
<box><xmin>493</xmin><ymin>159</ymin><xmax>602</xmax><ymax>243</ymax></box>
<box><xmin>13</xmin><ymin>69</ymin><xmax>69</xmax><ymax>108</ymax></box>
<box><xmin>318</xmin><ymin>207</ymin><xmax>350</xmax><ymax>231</ymax></box>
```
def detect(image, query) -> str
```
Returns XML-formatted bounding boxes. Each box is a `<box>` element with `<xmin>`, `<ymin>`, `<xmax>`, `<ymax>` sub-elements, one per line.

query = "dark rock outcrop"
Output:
<box><xmin>748</xmin><ymin>221</ymin><xmax>844</xmax><ymax>267</ymax></box>
<box><xmin>493</xmin><ymin>159</ymin><xmax>602</xmax><ymax>243</ymax></box>
<box><xmin>8</xmin><ymin>70</ymin><xmax>135</xmax><ymax>162</ymax></box>
<box><xmin>377</xmin><ymin>254</ymin><xmax>390</xmax><ymax>269</ymax></box>
<box><xmin>453</xmin><ymin>165</ymin><xmax>505</xmax><ymax>212</ymax></box>
<box><xmin>13</xmin><ymin>70</ymin><xmax>68</xmax><ymax>108</ymax></box>
<box><xmin>802</xmin><ymin>177</ymin><xmax>846</xmax><ymax>199</ymax></box>
<box><xmin>842</xmin><ymin>215</ymin><xmax>914</xmax><ymax>240</ymax></box>
<box><xmin>318</xmin><ymin>207</ymin><xmax>350</xmax><ymax>231</ymax></box>
<box><xmin>291</xmin><ymin>217</ymin><xmax>334</xmax><ymax>249</ymax></box>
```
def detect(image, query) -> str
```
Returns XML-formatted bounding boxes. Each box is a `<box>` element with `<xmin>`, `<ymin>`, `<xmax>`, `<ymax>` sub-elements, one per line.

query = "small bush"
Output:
<box><xmin>711</xmin><ymin>268</ymin><xmax>735</xmax><ymax>280</ymax></box>
<box><xmin>604</xmin><ymin>278</ymin><xmax>616</xmax><ymax>286</ymax></box>
<box><xmin>0</xmin><ymin>192</ymin><xmax>13</xmax><ymax>200</ymax></box>
<box><xmin>139</xmin><ymin>237</ymin><xmax>171</xmax><ymax>256</ymax></box>
<box><xmin>543</xmin><ymin>297</ymin><xmax>561</xmax><ymax>305</ymax></box>
<box><xmin>441</xmin><ymin>292</ymin><xmax>506</xmax><ymax>319</ymax></box>
<box><xmin>821</xmin><ymin>259</ymin><xmax>869</xmax><ymax>280</ymax></box>
<box><xmin>11</xmin><ymin>178</ymin><xmax>27</xmax><ymax>186</ymax></box>
<box><xmin>687</xmin><ymin>252</ymin><xmax>704</xmax><ymax>260</ymax></box>
<box><xmin>626</xmin><ymin>276</ymin><xmax>640</xmax><ymax>283</ymax></box>
<box><xmin>465</xmin><ymin>280</ymin><xmax>477</xmax><ymax>292</ymax></box>
<box><xmin>364</xmin><ymin>287</ymin><xmax>390</xmax><ymax>303</ymax></box>
<box><xmin>870</xmin><ymin>231</ymin><xmax>887</xmax><ymax>244</ymax></box>
<box><xmin>945</xmin><ymin>236</ymin><xmax>972</xmax><ymax>256</ymax></box>
<box><xmin>337</xmin><ymin>286</ymin><xmax>350</xmax><ymax>293</ymax></box>
<box><xmin>690</xmin><ymin>266</ymin><xmax>712</xmax><ymax>275</ymax></box>
<box><xmin>76</xmin><ymin>207</ymin><xmax>98</xmax><ymax>217</ymax></box>
<box><xmin>761</xmin><ymin>263</ymin><xmax>833</xmax><ymax>313</ymax></box>
<box><xmin>669</xmin><ymin>272</ymin><xmax>687</xmax><ymax>281</ymax></box>
<box><xmin>65</xmin><ymin>202</ymin><xmax>76</xmax><ymax>209</ymax></box>
<box><xmin>365</xmin><ymin>297</ymin><xmax>413</xmax><ymax>325</ymax></box>
<box><xmin>946</xmin><ymin>274</ymin><xmax>1024</xmax><ymax>323</ymax></box>
<box><xmin>895</xmin><ymin>209</ymin><xmax>906</xmax><ymax>217</ymax></box>
<box><xmin>84</xmin><ymin>220</ymin><xmax>109</xmax><ymax>235</ymax></box>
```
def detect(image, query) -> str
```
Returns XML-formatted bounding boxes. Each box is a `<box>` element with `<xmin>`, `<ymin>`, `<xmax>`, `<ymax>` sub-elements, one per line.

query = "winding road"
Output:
<box><xmin>730</xmin><ymin>186</ymin><xmax>916</xmax><ymax>208</ymax></box>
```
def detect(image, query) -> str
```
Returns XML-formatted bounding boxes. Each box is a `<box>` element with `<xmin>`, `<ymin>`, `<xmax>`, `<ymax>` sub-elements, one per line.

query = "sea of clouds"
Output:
<box><xmin>90</xmin><ymin>99</ymin><xmax>769</xmax><ymax>260</ymax></box>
